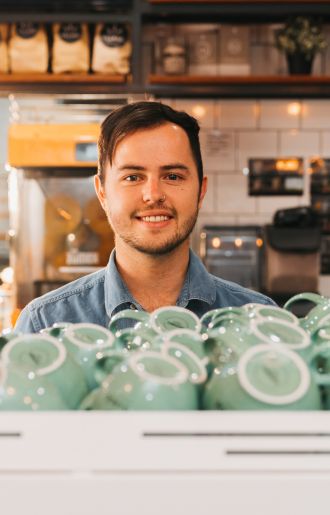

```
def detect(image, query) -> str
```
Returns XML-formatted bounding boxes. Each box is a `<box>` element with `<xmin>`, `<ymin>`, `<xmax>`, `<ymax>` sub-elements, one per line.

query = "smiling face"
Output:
<box><xmin>95</xmin><ymin>122</ymin><xmax>207</xmax><ymax>257</ymax></box>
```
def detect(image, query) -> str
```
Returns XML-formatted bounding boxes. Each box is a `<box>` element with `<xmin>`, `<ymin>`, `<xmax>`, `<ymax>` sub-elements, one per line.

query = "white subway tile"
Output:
<box><xmin>216</xmin><ymin>100</ymin><xmax>258</xmax><ymax>129</ymax></box>
<box><xmin>215</xmin><ymin>174</ymin><xmax>257</xmax><ymax>214</ymax></box>
<box><xmin>302</xmin><ymin>101</ymin><xmax>330</xmax><ymax>129</ymax></box>
<box><xmin>236</xmin><ymin>214</ymin><xmax>273</xmax><ymax>226</ymax></box>
<box><xmin>200</xmin><ymin>129</ymin><xmax>236</xmax><ymax>172</ymax></box>
<box><xmin>321</xmin><ymin>132</ymin><xmax>330</xmax><ymax>156</ymax></box>
<box><xmin>200</xmin><ymin>173</ymin><xmax>215</xmax><ymax>214</ymax></box>
<box><xmin>257</xmin><ymin>196</ymin><xmax>303</xmax><ymax>215</ymax></box>
<box><xmin>238</xmin><ymin>131</ymin><xmax>278</xmax><ymax>171</ymax></box>
<box><xmin>175</xmin><ymin>99</ymin><xmax>215</xmax><ymax>128</ymax></box>
<box><xmin>279</xmin><ymin>130</ymin><xmax>320</xmax><ymax>157</ymax></box>
<box><xmin>260</xmin><ymin>100</ymin><xmax>301</xmax><ymax>129</ymax></box>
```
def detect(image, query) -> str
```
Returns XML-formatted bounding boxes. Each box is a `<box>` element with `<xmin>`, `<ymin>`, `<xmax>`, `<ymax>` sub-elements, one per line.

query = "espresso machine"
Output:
<box><xmin>6</xmin><ymin>94</ymin><xmax>135</xmax><ymax>309</ymax></box>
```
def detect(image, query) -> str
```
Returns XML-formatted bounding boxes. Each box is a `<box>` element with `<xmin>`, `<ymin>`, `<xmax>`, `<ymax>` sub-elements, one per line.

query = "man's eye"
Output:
<box><xmin>167</xmin><ymin>173</ymin><xmax>181</xmax><ymax>181</ymax></box>
<box><xmin>125</xmin><ymin>175</ymin><xmax>139</xmax><ymax>182</ymax></box>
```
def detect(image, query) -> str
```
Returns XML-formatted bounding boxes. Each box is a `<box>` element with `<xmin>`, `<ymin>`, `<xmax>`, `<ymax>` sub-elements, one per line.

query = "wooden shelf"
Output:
<box><xmin>0</xmin><ymin>73</ymin><xmax>127</xmax><ymax>84</ymax></box>
<box><xmin>149</xmin><ymin>74</ymin><xmax>330</xmax><ymax>85</ymax></box>
<box><xmin>147</xmin><ymin>74</ymin><xmax>330</xmax><ymax>98</ymax></box>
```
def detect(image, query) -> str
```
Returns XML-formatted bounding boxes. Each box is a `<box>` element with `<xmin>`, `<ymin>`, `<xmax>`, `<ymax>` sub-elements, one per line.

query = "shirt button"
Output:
<box><xmin>130</xmin><ymin>304</ymin><xmax>136</xmax><ymax>310</ymax></box>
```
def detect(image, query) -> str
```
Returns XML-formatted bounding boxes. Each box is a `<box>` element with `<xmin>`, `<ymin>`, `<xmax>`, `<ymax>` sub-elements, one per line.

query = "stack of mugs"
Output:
<box><xmin>1</xmin><ymin>292</ymin><xmax>330</xmax><ymax>411</ymax></box>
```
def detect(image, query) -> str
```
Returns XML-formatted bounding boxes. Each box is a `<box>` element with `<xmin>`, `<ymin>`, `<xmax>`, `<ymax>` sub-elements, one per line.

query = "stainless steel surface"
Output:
<box><xmin>200</xmin><ymin>225</ymin><xmax>264</xmax><ymax>291</ymax></box>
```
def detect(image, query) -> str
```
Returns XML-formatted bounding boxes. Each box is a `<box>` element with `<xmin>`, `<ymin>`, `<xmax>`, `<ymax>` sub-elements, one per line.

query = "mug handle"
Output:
<box><xmin>108</xmin><ymin>309</ymin><xmax>149</xmax><ymax>334</ymax></box>
<box><xmin>284</xmin><ymin>293</ymin><xmax>326</xmax><ymax>313</ymax></box>
<box><xmin>80</xmin><ymin>390</ymin><xmax>98</xmax><ymax>410</ymax></box>
<box><xmin>94</xmin><ymin>350</ymin><xmax>127</xmax><ymax>385</ymax></box>
<box><xmin>308</xmin><ymin>341</ymin><xmax>330</xmax><ymax>386</ymax></box>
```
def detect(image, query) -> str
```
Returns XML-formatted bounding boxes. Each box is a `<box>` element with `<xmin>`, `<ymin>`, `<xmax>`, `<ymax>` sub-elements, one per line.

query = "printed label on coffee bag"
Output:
<box><xmin>101</xmin><ymin>24</ymin><xmax>128</xmax><ymax>48</ymax></box>
<box><xmin>17</xmin><ymin>22</ymin><xmax>39</xmax><ymax>39</ymax></box>
<box><xmin>59</xmin><ymin>23</ymin><xmax>82</xmax><ymax>43</ymax></box>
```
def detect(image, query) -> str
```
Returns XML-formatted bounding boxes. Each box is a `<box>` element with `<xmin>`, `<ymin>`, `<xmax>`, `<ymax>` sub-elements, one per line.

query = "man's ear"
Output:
<box><xmin>198</xmin><ymin>176</ymin><xmax>208</xmax><ymax>209</ymax></box>
<box><xmin>94</xmin><ymin>174</ymin><xmax>106</xmax><ymax>211</ymax></box>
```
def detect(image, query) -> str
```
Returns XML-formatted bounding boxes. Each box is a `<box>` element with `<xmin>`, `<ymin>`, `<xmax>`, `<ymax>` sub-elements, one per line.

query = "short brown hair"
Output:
<box><xmin>97</xmin><ymin>101</ymin><xmax>203</xmax><ymax>188</ymax></box>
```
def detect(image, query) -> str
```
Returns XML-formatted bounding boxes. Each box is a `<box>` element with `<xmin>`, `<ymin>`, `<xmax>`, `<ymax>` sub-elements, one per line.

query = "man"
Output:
<box><xmin>15</xmin><ymin>101</ymin><xmax>274</xmax><ymax>333</ymax></box>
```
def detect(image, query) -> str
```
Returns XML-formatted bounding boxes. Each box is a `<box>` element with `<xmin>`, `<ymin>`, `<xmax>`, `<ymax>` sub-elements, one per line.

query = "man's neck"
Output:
<box><xmin>114</xmin><ymin>242</ymin><xmax>190</xmax><ymax>312</ymax></box>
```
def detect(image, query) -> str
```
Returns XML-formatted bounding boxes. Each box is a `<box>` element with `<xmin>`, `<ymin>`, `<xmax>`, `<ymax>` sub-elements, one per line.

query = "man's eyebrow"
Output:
<box><xmin>117</xmin><ymin>163</ymin><xmax>190</xmax><ymax>172</ymax></box>
<box><xmin>117</xmin><ymin>164</ymin><xmax>146</xmax><ymax>171</ymax></box>
<box><xmin>161</xmin><ymin>163</ymin><xmax>189</xmax><ymax>171</ymax></box>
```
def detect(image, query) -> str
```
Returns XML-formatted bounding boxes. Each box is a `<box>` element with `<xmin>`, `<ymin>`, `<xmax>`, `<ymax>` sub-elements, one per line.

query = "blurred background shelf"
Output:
<box><xmin>147</xmin><ymin>75</ymin><xmax>330</xmax><ymax>98</ymax></box>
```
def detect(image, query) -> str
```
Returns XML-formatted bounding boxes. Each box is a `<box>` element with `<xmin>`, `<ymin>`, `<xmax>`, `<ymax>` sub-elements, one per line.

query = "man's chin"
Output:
<box><xmin>131</xmin><ymin>240</ymin><xmax>185</xmax><ymax>256</ymax></box>
<box><xmin>121</xmin><ymin>234</ymin><xmax>190</xmax><ymax>256</ymax></box>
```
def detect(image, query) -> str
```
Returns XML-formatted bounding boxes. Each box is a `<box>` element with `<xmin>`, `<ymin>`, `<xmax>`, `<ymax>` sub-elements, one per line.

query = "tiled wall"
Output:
<box><xmin>161</xmin><ymin>98</ymin><xmax>328</xmax><ymax>252</ymax></box>
<box><xmin>0</xmin><ymin>96</ymin><xmax>329</xmax><ymax>260</ymax></box>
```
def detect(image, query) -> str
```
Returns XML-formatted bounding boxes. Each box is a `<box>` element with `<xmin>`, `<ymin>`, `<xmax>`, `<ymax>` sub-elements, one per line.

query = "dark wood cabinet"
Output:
<box><xmin>1</xmin><ymin>0</ymin><xmax>330</xmax><ymax>97</ymax></box>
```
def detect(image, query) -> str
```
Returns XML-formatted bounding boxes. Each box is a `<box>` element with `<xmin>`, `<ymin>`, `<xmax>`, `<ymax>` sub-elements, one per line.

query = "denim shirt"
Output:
<box><xmin>15</xmin><ymin>249</ymin><xmax>275</xmax><ymax>334</ymax></box>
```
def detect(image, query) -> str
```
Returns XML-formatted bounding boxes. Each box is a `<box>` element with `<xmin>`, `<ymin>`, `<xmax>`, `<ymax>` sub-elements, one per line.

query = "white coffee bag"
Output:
<box><xmin>52</xmin><ymin>23</ymin><xmax>89</xmax><ymax>74</ymax></box>
<box><xmin>9</xmin><ymin>22</ymin><xmax>48</xmax><ymax>73</ymax></box>
<box><xmin>0</xmin><ymin>24</ymin><xmax>9</xmax><ymax>73</ymax></box>
<box><xmin>92</xmin><ymin>23</ymin><xmax>132</xmax><ymax>74</ymax></box>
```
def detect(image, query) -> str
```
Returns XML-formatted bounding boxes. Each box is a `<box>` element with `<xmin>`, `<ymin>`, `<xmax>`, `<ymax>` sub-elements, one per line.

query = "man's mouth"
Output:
<box><xmin>139</xmin><ymin>215</ymin><xmax>171</xmax><ymax>222</ymax></box>
<box><xmin>135</xmin><ymin>211</ymin><xmax>174</xmax><ymax>224</ymax></box>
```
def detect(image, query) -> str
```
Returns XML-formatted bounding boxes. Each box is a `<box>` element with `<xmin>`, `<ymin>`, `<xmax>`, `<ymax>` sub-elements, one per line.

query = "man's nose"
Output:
<box><xmin>142</xmin><ymin>178</ymin><xmax>165</xmax><ymax>204</ymax></box>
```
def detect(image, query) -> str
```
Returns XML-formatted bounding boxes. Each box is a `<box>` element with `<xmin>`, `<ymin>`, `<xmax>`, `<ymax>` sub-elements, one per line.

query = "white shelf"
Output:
<box><xmin>1</xmin><ymin>411</ymin><xmax>330</xmax><ymax>514</ymax></box>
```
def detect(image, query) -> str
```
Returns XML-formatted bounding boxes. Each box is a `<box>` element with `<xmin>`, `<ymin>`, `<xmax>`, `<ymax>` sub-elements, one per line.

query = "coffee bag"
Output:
<box><xmin>91</xmin><ymin>23</ymin><xmax>132</xmax><ymax>74</ymax></box>
<box><xmin>9</xmin><ymin>22</ymin><xmax>48</xmax><ymax>73</ymax></box>
<box><xmin>52</xmin><ymin>23</ymin><xmax>90</xmax><ymax>74</ymax></box>
<box><xmin>0</xmin><ymin>25</ymin><xmax>9</xmax><ymax>73</ymax></box>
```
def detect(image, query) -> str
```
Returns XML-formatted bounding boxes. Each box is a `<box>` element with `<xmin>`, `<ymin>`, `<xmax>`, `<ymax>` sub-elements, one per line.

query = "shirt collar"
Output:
<box><xmin>104</xmin><ymin>248</ymin><xmax>216</xmax><ymax>317</ymax></box>
<box><xmin>104</xmin><ymin>250</ymin><xmax>137</xmax><ymax>317</ymax></box>
<box><xmin>176</xmin><ymin>249</ymin><xmax>216</xmax><ymax>307</ymax></box>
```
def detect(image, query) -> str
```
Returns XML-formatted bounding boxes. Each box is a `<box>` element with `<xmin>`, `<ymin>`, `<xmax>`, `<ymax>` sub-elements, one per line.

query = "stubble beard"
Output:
<box><xmin>106</xmin><ymin>206</ymin><xmax>199</xmax><ymax>257</ymax></box>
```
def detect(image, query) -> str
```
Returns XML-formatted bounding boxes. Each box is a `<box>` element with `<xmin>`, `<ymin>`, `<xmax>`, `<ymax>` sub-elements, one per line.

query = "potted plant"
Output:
<box><xmin>275</xmin><ymin>16</ymin><xmax>327</xmax><ymax>75</ymax></box>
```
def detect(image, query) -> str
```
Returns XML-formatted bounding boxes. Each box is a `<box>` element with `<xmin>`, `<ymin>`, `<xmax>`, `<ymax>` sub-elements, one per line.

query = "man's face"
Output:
<box><xmin>95</xmin><ymin>122</ymin><xmax>207</xmax><ymax>256</ymax></box>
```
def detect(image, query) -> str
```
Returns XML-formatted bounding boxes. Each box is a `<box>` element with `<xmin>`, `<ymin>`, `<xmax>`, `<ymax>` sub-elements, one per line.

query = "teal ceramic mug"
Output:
<box><xmin>284</xmin><ymin>292</ymin><xmax>330</xmax><ymax>332</ymax></box>
<box><xmin>162</xmin><ymin>341</ymin><xmax>208</xmax><ymax>385</ymax></box>
<box><xmin>0</xmin><ymin>362</ymin><xmax>69</xmax><ymax>410</ymax></box>
<box><xmin>156</xmin><ymin>328</ymin><xmax>207</xmax><ymax>360</ymax></box>
<box><xmin>201</xmin><ymin>307</ymin><xmax>248</xmax><ymax>333</ymax></box>
<box><xmin>150</xmin><ymin>306</ymin><xmax>201</xmax><ymax>334</ymax></box>
<box><xmin>1</xmin><ymin>334</ymin><xmax>88</xmax><ymax>408</ymax></box>
<box><xmin>250</xmin><ymin>318</ymin><xmax>311</xmax><ymax>358</ymax></box>
<box><xmin>308</xmin><ymin>341</ymin><xmax>330</xmax><ymax>409</ymax></box>
<box><xmin>108</xmin><ymin>309</ymin><xmax>151</xmax><ymax>335</ymax></box>
<box><xmin>40</xmin><ymin>322</ymin><xmax>72</xmax><ymax>339</ymax></box>
<box><xmin>203</xmin><ymin>343</ymin><xmax>321</xmax><ymax>410</ymax></box>
<box><xmin>112</xmin><ymin>326</ymin><xmax>159</xmax><ymax>353</ymax></box>
<box><xmin>80</xmin><ymin>350</ymin><xmax>198</xmax><ymax>411</ymax></box>
<box><xmin>204</xmin><ymin>325</ymin><xmax>253</xmax><ymax>374</ymax></box>
<box><xmin>243</xmin><ymin>303</ymin><xmax>299</xmax><ymax>325</ymax></box>
<box><xmin>61</xmin><ymin>323</ymin><xmax>114</xmax><ymax>390</ymax></box>
<box><xmin>0</xmin><ymin>329</ymin><xmax>22</xmax><ymax>353</ymax></box>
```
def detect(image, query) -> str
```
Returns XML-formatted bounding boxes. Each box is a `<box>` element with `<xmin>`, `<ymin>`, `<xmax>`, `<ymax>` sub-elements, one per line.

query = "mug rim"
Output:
<box><xmin>129</xmin><ymin>350</ymin><xmax>189</xmax><ymax>386</ymax></box>
<box><xmin>162</xmin><ymin>341</ymin><xmax>208</xmax><ymax>384</ymax></box>
<box><xmin>251</xmin><ymin>318</ymin><xmax>310</xmax><ymax>350</ymax></box>
<box><xmin>166</xmin><ymin>328</ymin><xmax>204</xmax><ymax>341</ymax></box>
<box><xmin>150</xmin><ymin>306</ymin><xmax>202</xmax><ymax>334</ymax></box>
<box><xmin>108</xmin><ymin>309</ymin><xmax>150</xmax><ymax>333</ymax></box>
<box><xmin>64</xmin><ymin>323</ymin><xmax>114</xmax><ymax>350</ymax></box>
<box><xmin>1</xmin><ymin>334</ymin><xmax>67</xmax><ymax>376</ymax></box>
<box><xmin>237</xmin><ymin>343</ymin><xmax>311</xmax><ymax>405</ymax></box>
<box><xmin>249</xmin><ymin>305</ymin><xmax>299</xmax><ymax>325</ymax></box>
